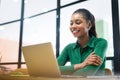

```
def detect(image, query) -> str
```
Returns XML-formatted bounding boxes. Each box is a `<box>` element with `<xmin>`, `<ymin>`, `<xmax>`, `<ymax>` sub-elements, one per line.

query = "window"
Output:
<box><xmin>0</xmin><ymin>22</ymin><xmax>20</xmax><ymax>69</ymax></box>
<box><xmin>22</xmin><ymin>11</ymin><xmax>56</xmax><ymax>68</ymax></box>
<box><xmin>24</xmin><ymin>0</ymin><xmax>56</xmax><ymax>17</ymax></box>
<box><xmin>0</xmin><ymin>0</ymin><xmax>21</xmax><ymax>23</ymax></box>
<box><xmin>61</xmin><ymin>0</ymin><xmax>78</xmax><ymax>6</ymax></box>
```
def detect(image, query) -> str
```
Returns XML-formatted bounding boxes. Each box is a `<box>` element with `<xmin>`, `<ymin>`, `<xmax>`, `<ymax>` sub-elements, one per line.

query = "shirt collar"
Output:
<box><xmin>73</xmin><ymin>36</ymin><xmax>96</xmax><ymax>49</ymax></box>
<box><xmin>87</xmin><ymin>36</ymin><xmax>96</xmax><ymax>48</ymax></box>
<box><xmin>73</xmin><ymin>41</ymin><xmax>79</xmax><ymax>49</ymax></box>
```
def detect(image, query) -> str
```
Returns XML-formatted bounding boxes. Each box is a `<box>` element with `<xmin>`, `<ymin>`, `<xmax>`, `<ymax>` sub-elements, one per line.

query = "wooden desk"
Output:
<box><xmin>0</xmin><ymin>75</ymin><xmax>119</xmax><ymax>80</ymax></box>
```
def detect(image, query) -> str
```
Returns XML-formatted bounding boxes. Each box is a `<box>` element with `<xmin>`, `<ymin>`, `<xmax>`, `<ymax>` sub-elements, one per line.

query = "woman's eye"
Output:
<box><xmin>70</xmin><ymin>22</ymin><xmax>73</xmax><ymax>26</ymax></box>
<box><xmin>75</xmin><ymin>21</ymin><xmax>81</xmax><ymax>25</ymax></box>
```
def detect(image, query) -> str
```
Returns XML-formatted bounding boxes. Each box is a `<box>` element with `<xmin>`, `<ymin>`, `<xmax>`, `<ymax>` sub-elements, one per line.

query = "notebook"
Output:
<box><xmin>22</xmin><ymin>42</ymin><xmax>61</xmax><ymax>77</ymax></box>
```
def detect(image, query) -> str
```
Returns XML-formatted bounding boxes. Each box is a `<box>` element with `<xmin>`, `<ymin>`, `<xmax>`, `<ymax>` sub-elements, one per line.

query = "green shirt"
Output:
<box><xmin>57</xmin><ymin>36</ymin><xmax>108</xmax><ymax>76</ymax></box>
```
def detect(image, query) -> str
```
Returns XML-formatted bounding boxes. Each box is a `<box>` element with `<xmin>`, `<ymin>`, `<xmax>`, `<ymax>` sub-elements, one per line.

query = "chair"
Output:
<box><xmin>105</xmin><ymin>68</ymin><xmax>112</xmax><ymax>75</ymax></box>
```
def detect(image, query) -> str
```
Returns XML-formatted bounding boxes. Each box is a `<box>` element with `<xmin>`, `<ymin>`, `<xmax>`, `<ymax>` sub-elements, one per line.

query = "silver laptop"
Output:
<box><xmin>22</xmin><ymin>42</ymin><xmax>61</xmax><ymax>77</ymax></box>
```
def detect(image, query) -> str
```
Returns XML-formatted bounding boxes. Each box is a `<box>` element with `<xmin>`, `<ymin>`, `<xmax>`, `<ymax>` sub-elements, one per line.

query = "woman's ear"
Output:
<box><xmin>87</xmin><ymin>21</ymin><xmax>92</xmax><ymax>30</ymax></box>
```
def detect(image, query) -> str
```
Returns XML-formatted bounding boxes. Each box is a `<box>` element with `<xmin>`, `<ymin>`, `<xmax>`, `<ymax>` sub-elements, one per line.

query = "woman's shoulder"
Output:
<box><xmin>65</xmin><ymin>42</ymin><xmax>76</xmax><ymax>48</ymax></box>
<box><xmin>95</xmin><ymin>37</ymin><xmax>107</xmax><ymax>43</ymax></box>
<box><xmin>90</xmin><ymin>36</ymin><xmax>108</xmax><ymax>46</ymax></box>
<box><xmin>93</xmin><ymin>37</ymin><xmax>108</xmax><ymax>47</ymax></box>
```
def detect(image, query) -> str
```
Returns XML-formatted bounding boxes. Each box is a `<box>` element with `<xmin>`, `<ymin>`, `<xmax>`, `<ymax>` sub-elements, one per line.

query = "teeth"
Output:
<box><xmin>72</xmin><ymin>30</ymin><xmax>80</xmax><ymax>34</ymax></box>
<box><xmin>73</xmin><ymin>30</ymin><xmax>77</xmax><ymax>33</ymax></box>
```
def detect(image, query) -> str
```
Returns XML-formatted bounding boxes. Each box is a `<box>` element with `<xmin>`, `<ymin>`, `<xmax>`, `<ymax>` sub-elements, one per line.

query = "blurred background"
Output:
<box><xmin>0</xmin><ymin>0</ymin><xmax>120</xmax><ymax>75</ymax></box>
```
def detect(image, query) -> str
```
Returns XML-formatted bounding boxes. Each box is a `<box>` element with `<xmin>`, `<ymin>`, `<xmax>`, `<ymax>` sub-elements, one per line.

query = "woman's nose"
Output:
<box><xmin>71</xmin><ymin>23</ymin><xmax>77</xmax><ymax>28</ymax></box>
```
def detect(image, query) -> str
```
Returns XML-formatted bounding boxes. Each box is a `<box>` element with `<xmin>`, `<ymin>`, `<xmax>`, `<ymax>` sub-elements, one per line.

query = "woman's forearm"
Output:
<box><xmin>74</xmin><ymin>62</ymin><xmax>86</xmax><ymax>70</ymax></box>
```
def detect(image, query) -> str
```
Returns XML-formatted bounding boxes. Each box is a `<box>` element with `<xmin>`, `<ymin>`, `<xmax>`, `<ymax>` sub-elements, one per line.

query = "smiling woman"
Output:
<box><xmin>57</xmin><ymin>8</ymin><xmax>108</xmax><ymax>76</ymax></box>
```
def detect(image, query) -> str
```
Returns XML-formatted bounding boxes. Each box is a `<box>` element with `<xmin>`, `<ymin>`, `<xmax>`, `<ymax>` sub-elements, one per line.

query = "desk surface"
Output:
<box><xmin>0</xmin><ymin>75</ymin><xmax>119</xmax><ymax>80</ymax></box>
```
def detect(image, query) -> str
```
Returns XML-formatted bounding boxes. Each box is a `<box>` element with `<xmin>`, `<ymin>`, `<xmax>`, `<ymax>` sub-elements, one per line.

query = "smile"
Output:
<box><xmin>71</xmin><ymin>30</ymin><xmax>80</xmax><ymax>34</ymax></box>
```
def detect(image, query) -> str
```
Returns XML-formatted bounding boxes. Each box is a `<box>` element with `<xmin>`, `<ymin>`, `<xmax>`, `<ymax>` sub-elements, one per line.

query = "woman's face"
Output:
<box><xmin>70</xmin><ymin>13</ymin><xmax>91</xmax><ymax>38</ymax></box>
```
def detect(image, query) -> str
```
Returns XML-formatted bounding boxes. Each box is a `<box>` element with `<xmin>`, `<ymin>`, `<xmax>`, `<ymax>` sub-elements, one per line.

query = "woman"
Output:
<box><xmin>57</xmin><ymin>8</ymin><xmax>108</xmax><ymax>76</ymax></box>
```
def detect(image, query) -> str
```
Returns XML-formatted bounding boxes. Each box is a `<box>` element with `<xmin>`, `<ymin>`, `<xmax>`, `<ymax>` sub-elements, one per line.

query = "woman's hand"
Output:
<box><xmin>83</xmin><ymin>52</ymin><xmax>102</xmax><ymax>66</ymax></box>
<box><xmin>74</xmin><ymin>52</ymin><xmax>102</xmax><ymax>70</ymax></box>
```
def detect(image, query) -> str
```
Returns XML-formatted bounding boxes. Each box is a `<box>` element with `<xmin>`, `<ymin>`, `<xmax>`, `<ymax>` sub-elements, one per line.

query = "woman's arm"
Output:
<box><xmin>74</xmin><ymin>52</ymin><xmax>102</xmax><ymax>70</ymax></box>
<box><xmin>73</xmin><ymin>39</ymin><xmax>108</xmax><ymax>76</ymax></box>
<box><xmin>57</xmin><ymin>44</ymin><xmax>75</xmax><ymax>74</ymax></box>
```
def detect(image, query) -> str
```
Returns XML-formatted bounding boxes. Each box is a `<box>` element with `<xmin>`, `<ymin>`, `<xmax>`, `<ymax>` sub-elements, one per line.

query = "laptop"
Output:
<box><xmin>22</xmin><ymin>42</ymin><xmax>61</xmax><ymax>78</ymax></box>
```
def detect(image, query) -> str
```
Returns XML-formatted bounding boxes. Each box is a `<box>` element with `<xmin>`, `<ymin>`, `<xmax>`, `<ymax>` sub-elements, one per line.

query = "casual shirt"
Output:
<box><xmin>57</xmin><ymin>36</ymin><xmax>108</xmax><ymax>76</ymax></box>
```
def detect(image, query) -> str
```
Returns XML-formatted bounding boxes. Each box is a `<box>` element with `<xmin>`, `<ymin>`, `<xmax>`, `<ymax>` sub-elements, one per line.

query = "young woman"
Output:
<box><xmin>57</xmin><ymin>8</ymin><xmax>108</xmax><ymax>76</ymax></box>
